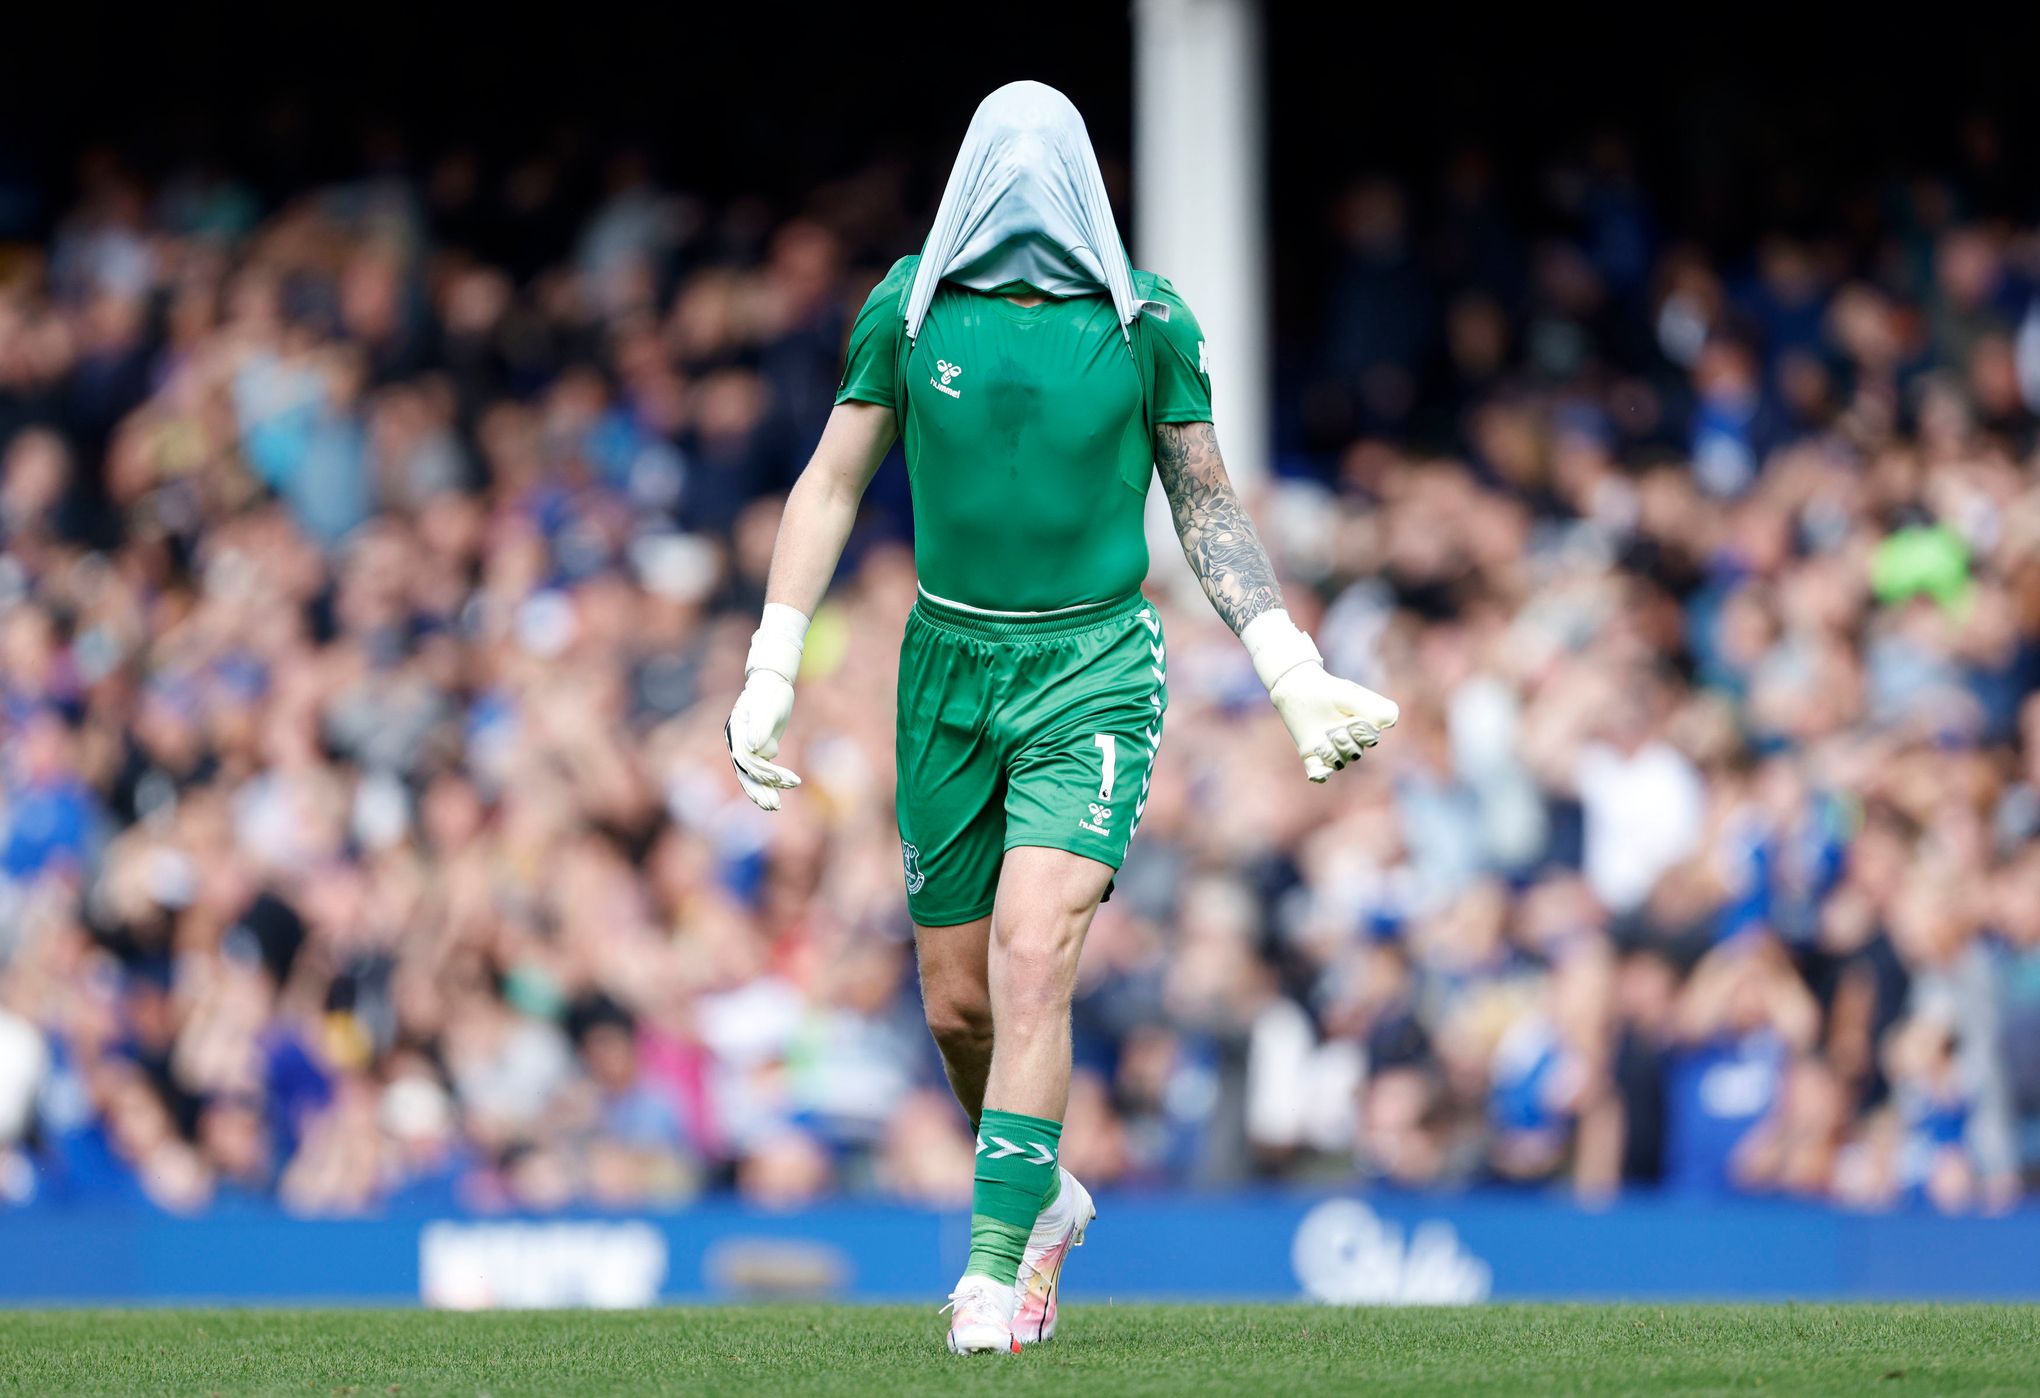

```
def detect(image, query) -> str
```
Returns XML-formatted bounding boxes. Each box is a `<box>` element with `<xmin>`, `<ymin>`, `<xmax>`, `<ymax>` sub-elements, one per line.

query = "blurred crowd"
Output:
<box><xmin>1</xmin><ymin>130</ymin><xmax>2038</xmax><ymax>1220</ymax></box>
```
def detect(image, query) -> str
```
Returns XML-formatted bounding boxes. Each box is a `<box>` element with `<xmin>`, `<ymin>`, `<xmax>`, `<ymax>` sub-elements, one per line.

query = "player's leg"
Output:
<box><xmin>956</xmin><ymin>598</ymin><xmax>1166</xmax><ymax>1344</ymax></box>
<box><xmin>896</xmin><ymin>643</ymin><xmax>1004</xmax><ymax>1127</ymax></box>
<box><xmin>946</xmin><ymin>846</ymin><xmax>1109</xmax><ymax>1354</ymax></box>
<box><xmin>895</xmin><ymin>606</ymin><xmax>1034</xmax><ymax>1353</ymax></box>
<box><xmin>923</xmin><ymin>918</ymin><xmax>1037</xmax><ymax>1357</ymax></box>
<box><xmin>913</xmin><ymin>913</ymin><xmax>993</xmax><ymax>1124</ymax></box>
<box><xmin>977</xmin><ymin>845</ymin><xmax>1111</xmax><ymax>1326</ymax></box>
<box><xmin>896</xmin><ymin>603</ymin><xmax>1002</xmax><ymax>1116</ymax></box>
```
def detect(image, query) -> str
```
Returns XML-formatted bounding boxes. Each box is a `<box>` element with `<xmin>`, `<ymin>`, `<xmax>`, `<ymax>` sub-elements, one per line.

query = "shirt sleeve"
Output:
<box><xmin>1139</xmin><ymin>273</ymin><xmax>1213</xmax><ymax>424</ymax></box>
<box><xmin>834</xmin><ymin>255</ymin><xmax>918</xmax><ymax>409</ymax></box>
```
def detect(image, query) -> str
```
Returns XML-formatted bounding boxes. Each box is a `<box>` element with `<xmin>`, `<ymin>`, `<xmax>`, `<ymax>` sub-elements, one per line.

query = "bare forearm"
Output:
<box><xmin>764</xmin><ymin>463</ymin><xmax>864</xmax><ymax>616</ymax></box>
<box><xmin>763</xmin><ymin>402</ymin><xmax>895</xmax><ymax>616</ymax></box>
<box><xmin>1153</xmin><ymin>421</ymin><xmax>1284</xmax><ymax>635</ymax></box>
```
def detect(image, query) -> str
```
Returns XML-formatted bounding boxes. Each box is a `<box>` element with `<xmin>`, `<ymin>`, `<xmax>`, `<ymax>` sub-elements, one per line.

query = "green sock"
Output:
<box><xmin>964</xmin><ymin>1109</ymin><xmax>1063</xmax><ymax>1285</ymax></box>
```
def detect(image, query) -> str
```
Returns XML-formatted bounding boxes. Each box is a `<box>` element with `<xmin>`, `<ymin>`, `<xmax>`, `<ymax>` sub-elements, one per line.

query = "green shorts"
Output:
<box><xmin>895</xmin><ymin>588</ymin><xmax>1168</xmax><ymax>926</ymax></box>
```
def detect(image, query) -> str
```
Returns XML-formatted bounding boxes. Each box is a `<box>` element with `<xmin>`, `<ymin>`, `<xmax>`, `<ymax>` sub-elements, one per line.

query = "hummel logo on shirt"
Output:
<box><xmin>932</xmin><ymin>359</ymin><xmax>964</xmax><ymax>398</ymax></box>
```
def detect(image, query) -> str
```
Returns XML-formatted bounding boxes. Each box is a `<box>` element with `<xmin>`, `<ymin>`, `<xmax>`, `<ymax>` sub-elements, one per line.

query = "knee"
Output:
<box><xmin>991</xmin><ymin>914</ymin><xmax>1085</xmax><ymax>1017</ymax></box>
<box><xmin>924</xmin><ymin>991</ymin><xmax>995</xmax><ymax>1059</ymax></box>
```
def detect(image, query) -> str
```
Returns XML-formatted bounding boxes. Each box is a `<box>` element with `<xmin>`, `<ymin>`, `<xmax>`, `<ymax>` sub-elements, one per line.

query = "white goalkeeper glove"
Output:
<box><xmin>1242</xmin><ymin>611</ymin><xmax>1399</xmax><ymax>783</ymax></box>
<box><xmin>725</xmin><ymin>603</ymin><xmax>808</xmax><ymax>811</ymax></box>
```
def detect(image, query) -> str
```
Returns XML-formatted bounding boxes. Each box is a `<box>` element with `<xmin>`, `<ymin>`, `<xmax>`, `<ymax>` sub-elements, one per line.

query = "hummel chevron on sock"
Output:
<box><xmin>964</xmin><ymin>1108</ymin><xmax>1062</xmax><ymax>1285</ymax></box>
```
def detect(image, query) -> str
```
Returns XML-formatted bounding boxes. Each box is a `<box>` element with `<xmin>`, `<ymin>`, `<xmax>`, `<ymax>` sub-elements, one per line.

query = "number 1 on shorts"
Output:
<box><xmin>1094</xmin><ymin>732</ymin><xmax>1117</xmax><ymax>801</ymax></box>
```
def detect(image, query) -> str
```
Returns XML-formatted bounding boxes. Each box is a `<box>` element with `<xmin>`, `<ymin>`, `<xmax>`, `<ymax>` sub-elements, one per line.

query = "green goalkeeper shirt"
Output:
<box><xmin>835</xmin><ymin>254</ymin><xmax>1212</xmax><ymax>613</ymax></box>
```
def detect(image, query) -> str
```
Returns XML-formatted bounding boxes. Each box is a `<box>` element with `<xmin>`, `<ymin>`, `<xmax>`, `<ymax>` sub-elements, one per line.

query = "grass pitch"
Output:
<box><xmin>4</xmin><ymin>1304</ymin><xmax>2036</xmax><ymax>1396</ymax></box>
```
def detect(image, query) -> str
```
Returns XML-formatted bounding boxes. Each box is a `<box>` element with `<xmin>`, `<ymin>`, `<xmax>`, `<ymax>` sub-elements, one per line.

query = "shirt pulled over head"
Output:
<box><xmin>905</xmin><ymin>80</ymin><xmax>1139</xmax><ymax>342</ymax></box>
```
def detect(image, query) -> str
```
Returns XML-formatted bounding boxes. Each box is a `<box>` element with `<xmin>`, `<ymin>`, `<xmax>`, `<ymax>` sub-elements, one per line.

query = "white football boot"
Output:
<box><xmin>943</xmin><ymin>1272</ymin><xmax>1020</xmax><ymax>1355</ymax></box>
<box><xmin>1012</xmin><ymin>1167</ymin><xmax>1096</xmax><ymax>1345</ymax></box>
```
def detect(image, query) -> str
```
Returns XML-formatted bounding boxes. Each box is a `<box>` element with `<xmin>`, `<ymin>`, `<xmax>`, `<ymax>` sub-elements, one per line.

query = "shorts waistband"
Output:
<box><xmin>911</xmin><ymin>585</ymin><xmax>1147</xmax><ymax>639</ymax></box>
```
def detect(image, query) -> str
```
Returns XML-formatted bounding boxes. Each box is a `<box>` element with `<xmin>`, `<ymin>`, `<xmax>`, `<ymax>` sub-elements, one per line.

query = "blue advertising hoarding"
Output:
<box><xmin>3</xmin><ymin>1194</ymin><xmax>2036</xmax><ymax>1307</ymax></box>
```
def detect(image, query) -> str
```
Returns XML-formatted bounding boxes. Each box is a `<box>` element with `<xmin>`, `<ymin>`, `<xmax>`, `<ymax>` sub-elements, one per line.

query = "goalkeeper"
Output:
<box><xmin>724</xmin><ymin>80</ymin><xmax>1398</xmax><ymax>1354</ymax></box>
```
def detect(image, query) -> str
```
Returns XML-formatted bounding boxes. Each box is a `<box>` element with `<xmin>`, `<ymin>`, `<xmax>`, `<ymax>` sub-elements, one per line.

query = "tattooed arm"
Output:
<box><xmin>1155</xmin><ymin>419</ymin><xmax>1400</xmax><ymax>781</ymax></box>
<box><xmin>1153</xmin><ymin>420</ymin><xmax>1284</xmax><ymax>636</ymax></box>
